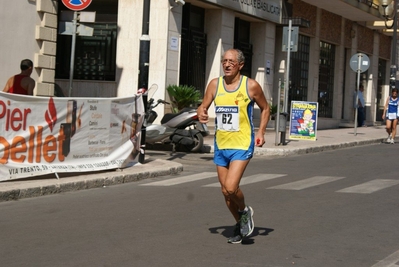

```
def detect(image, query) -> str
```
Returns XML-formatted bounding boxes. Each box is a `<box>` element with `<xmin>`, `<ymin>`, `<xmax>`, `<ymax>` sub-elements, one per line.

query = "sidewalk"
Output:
<box><xmin>203</xmin><ymin>125</ymin><xmax>389</xmax><ymax>156</ymax></box>
<box><xmin>0</xmin><ymin>125</ymin><xmax>390</xmax><ymax>202</ymax></box>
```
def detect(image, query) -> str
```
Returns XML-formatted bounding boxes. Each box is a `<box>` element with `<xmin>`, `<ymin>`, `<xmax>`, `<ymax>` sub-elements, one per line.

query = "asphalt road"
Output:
<box><xmin>1</xmin><ymin>143</ymin><xmax>398</xmax><ymax>267</ymax></box>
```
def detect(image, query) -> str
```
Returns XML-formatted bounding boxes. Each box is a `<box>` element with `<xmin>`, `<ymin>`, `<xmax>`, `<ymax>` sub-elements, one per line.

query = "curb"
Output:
<box><xmin>255</xmin><ymin>138</ymin><xmax>386</xmax><ymax>156</ymax></box>
<box><xmin>0</xmin><ymin>159</ymin><xmax>183</xmax><ymax>202</ymax></box>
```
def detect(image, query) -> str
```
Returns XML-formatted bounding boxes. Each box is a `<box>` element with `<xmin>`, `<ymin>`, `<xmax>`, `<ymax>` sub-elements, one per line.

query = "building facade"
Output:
<box><xmin>0</xmin><ymin>0</ymin><xmax>393</xmax><ymax>129</ymax></box>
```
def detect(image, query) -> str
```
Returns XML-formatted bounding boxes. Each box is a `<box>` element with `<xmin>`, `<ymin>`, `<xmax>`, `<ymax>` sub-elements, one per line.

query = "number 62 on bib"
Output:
<box><xmin>215</xmin><ymin>106</ymin><xmax>240</xmax><ymax>131</ymax></box>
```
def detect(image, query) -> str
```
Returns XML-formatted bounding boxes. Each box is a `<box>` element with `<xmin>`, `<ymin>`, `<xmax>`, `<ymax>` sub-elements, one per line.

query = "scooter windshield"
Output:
<box><xmin>146</xmin><ymin>84</ymin><xmax>158</xmax><ymax>100</ymax></box>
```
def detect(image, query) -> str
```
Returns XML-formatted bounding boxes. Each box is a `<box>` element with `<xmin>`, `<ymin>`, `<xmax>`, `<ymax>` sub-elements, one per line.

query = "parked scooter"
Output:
<box><xmin>141</xmin><ymin>86</ymin><xmax>209</xmax><ymax>152</ymax></box>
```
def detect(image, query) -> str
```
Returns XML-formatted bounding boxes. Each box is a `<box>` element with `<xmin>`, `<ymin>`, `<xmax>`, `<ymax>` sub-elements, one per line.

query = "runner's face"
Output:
<box><xmin>221</xmin><ymin>51</ymin><xmax>243</xmax><ymax>77</ymax></box>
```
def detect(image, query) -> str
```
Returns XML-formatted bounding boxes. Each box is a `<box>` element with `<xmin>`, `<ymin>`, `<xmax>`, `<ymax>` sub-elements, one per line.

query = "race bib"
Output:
<box><xmin>387</xmin><ymin>112</ymin><xmax>397</xmax><ymax>120</ymax></box>
<box><xmin>215</xmin><ymin>106</ymin><xmax>239</xmax><ymax>131</ymax></box>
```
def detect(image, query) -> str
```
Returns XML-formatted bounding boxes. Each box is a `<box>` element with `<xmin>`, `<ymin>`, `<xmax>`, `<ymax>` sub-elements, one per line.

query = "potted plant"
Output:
<box><xmin>166</xmin><ymin>84</ymin><xmax>202</xmax><ymax>113</ymax></box>
<box><xmin>270</xmin><ymin>104</ymin><xmax>278</xmax><ymax>120</ymax></box>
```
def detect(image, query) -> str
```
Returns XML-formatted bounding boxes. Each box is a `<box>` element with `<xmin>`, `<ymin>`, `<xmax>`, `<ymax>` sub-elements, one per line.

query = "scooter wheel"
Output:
<box><xmin>176</xmin><ymin>132</ymin><xmax>204</xmax><ymax>152</ymax></box>
<box><xmin>189</xmin><ymin>132</ymin><xmax>204</xmax><ymax>152</ymax></box>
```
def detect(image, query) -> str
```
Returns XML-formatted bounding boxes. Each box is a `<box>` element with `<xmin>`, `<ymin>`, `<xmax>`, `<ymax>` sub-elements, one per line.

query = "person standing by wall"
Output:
<box><xmin>197</xmin><ymin>49</ymin><xmax>270</xmax><ymax>244</ymax></box>
<box><xmin>3</xmin><ymin>59</ymin><xmax>35</xmax><ymax>95</ymax></box>
<box><xmin>382</xmin><ymin>88</ymin><xmax>399</xmax><ymax>144</ymax></box>
<box><xmin>354</xmin><ymin>84</ymin><xmax>366</xmax><ymax>127</ymax></box>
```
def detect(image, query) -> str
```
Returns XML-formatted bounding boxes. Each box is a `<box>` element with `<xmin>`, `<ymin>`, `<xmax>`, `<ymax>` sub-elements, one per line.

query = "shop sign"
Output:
<box><xmin>203</xmin><ymin>0</ymin><xmax>281</xmax><ymax>23</ymax></box>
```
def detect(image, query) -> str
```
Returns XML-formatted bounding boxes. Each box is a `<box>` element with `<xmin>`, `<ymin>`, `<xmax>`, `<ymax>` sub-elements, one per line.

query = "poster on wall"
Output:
<box><xmin>0</xmin><ymin>92</ymin><xmax>144</xmax><ymax>181</ymax></box>
<box><xmin>288</xmin><ymin>101</ymin><xmax>318</xmax><ymax>141</ymax></box>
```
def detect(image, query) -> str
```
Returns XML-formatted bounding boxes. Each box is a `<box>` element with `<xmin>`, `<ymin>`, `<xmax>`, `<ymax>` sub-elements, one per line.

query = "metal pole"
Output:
<box><xmin>68</xmin><ymin>11</ymin><xmax>78</xmax><ymax>97</ymax></box>
<box><xmin>354</xmin><ymin>54</ymin><xmax>362</xmax><ymax>136</ymax></box>
<box><xmin>391</xmin><ymin>0</ymin><xmax>398</xmax><ymax>89</ymax></box>
<box><xmin>275</xmin><ymin>79</ymin><xmax>281</xmax><ymax>146</ymax></box>
<box><xmin>283</xmin><ymin>20</ymin><xmax>292</xmax><ymax>114</ymax></box>
<box><xmin>138</xmin><ymin>0</ymin><xmax>151</xmax><ymax>164</ymax></box>
<box><xmin>281</xmin><ymin>20</ymin><xmax>292</xmax><ymax>144</ymax></box>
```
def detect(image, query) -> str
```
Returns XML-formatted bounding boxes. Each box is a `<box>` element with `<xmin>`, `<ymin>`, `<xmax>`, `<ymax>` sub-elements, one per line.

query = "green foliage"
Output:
<box><xmin>166</xmin><ymin>84</ymin><xmax>202</xmax><ymax>112</ymax></box>
<box><xmin>270</xmin><ymin>104</ymin><xmax>278</xmax><ymax>115</ymax></box>
<box><xmin>270</xmin><ymin>104</ymin><xmax>278</xmax><ymax>119</ymax></box>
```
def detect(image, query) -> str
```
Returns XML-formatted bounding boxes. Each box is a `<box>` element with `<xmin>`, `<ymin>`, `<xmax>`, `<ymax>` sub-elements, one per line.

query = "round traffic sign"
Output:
<box><xmin>349</xmin><ymin>53</ymin><xmax>370</xmax><ymax>73</ymax></box>
<box><xmin>62</xmin><ymin>0</ymin><xmax>92</xmax><ymax>11</ymax></box>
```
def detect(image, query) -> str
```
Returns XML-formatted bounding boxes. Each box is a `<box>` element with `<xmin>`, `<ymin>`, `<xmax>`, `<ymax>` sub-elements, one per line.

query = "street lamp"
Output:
<box><xmin>379</xmin><ymin>0</ymin><xmax>396</xmax><ymax>28</ymax></box>
<box><xmin>378</xmin><ymin>0</ymin><xmax>398</xmax><ymax>89</ymax></box>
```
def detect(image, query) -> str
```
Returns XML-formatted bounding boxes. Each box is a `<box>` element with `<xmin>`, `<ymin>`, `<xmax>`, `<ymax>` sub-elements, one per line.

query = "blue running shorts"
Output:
<box><xmin>213</xmin><ymin>148</ymin><xmax>254</xmax><ymax>166</ymax></box>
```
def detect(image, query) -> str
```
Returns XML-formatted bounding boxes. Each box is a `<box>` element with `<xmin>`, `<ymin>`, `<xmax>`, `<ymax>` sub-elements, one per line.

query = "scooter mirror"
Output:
<box><xmin>137</xmin><ymin>84</ymin><xmax>158</xmax><ymax>97</ymax></box>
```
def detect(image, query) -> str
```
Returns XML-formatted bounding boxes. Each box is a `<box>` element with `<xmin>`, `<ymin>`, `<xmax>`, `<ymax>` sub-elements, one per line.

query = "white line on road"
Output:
<box><xmin>267</xmin><ymin>176</ymin><xmax>345</xmax><ymax>190</ymax></box>
<box><xmin>140</xmin><ymin>172</ymin><xmax>217</xmax><ymax>186</ymax></box>
<box><xmin>202</xmin><ymin>174</ymin><xmax>287</xmax><ymax>187</ymax></box>
<box><xmin>337</xmin><ymin>179</ymin><xmax>399</xmax><ymax>194</ymax></box>
<box><xmin>371</xmin><ymin>249</ymin><xmax>399</xmax><ymax>267</ymax></box>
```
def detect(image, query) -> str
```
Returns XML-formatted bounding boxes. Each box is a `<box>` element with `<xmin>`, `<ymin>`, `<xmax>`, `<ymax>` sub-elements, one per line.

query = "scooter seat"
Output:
<box><xmin>161</xmin><ymin>108</ymin><xmax>196</xmax><ymax>124</ymax></box>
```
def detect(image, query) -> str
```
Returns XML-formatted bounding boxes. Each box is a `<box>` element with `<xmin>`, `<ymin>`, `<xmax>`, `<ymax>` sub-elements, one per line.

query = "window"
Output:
<box><xmin>56</xmin><ymin>1</ymin><xmax>118</xmax><ymax>81</ymax></box>
<box><xmin>376</xmin><ymin>58</ymin><xmax>387</xmax><ymax>121</ymax></box>
<box><xmin>289</xmin><ymin>34</ymin><xmax>310</xmax><ymax>103</ymax></box>
<box><xmin>318</xmin><ymin>41</ymin><xmax>336</xmax><ymax>118</ymax></box>
<box><xmin>234</xmin><ymin>18</ymin><xmax>252</xmax><ymax>78</ymax></box>
<box><xmin>180</xmin><ymin>4</ymin><xmax>207</xmax><ymax>96</ymax></box>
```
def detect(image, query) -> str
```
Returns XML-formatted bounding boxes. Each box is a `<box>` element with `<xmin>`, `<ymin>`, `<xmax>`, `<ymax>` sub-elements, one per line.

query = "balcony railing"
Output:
<box><xmin>358</xmin><ymin>0</ymin><xmax>379</xmax><ymax>9</ymax></box>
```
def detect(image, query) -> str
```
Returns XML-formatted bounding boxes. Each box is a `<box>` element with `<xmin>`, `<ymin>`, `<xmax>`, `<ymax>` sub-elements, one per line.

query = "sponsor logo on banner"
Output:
<box><xmin>0</xmin><ymin>93</ymin><xmax>144</xmax><ymax>181</ymax></box>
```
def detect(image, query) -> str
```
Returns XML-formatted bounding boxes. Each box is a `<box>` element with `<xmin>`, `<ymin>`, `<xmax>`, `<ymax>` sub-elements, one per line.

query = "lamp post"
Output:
<box><xmin>378</xmin><ymin>0</ymin><xmax>398</xmax><ymax>89</ymax></box>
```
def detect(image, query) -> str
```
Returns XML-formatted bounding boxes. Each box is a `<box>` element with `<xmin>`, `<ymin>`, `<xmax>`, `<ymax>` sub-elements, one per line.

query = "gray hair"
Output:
<box><xmin>224</xmin><ymin>49</ymin><xmax>245</xmax><ymax>64</ymax></box>
<box><xmin>235</xmin><ymin>49</ymin><xmax>245</xmax><ymax>63</ymax></box>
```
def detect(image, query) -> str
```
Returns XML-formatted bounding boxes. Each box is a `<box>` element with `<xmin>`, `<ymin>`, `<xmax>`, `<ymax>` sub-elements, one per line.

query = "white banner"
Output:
<box><xmin>0</xmin><ymin>92</ymin><xmax>145</xmax><ymax>181</ymax></box>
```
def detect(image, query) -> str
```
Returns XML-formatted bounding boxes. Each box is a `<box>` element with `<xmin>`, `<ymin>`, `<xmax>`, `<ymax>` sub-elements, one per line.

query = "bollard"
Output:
<box><xmin>279</xmin><ymin>112</ymin><xmax>288</xmax><ymax>145</ymax></box>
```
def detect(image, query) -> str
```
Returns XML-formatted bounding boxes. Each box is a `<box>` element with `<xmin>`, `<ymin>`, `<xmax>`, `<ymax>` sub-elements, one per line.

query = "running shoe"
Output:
<box><xmin>391</xmin><ymin>138</ymin><xmax>395</xmax><ymax>144</ymax></box>
<box><xmin>227</xmin><ymin>223</ymin><xmax>242</xmax><ymax>244</ymax></box>
<box><xmin>240</xmin><ymin>206</ymin><xmax>254</xmax><ymax>237</ymax></box>
<box><xmin>387</xmin><ymin>135</ymin><xmax>392</xmax><ymax>143</ymax></box>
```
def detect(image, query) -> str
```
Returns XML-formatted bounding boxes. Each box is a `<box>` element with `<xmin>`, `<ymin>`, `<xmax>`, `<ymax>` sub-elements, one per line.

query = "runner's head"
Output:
<box><xmin>20</xmin><ymin>59</ymin><xmax>33</xmax><ymax>71</ymax></box>
<box><xmin>221</xmin><ymin>49</ymin><xmax>244</xmax><ymax>77</ymax></box>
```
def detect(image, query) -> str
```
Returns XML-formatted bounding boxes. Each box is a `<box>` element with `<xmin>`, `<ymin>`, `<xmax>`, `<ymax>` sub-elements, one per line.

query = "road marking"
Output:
<box><xmin>202</xmin><ymin>174</ymin><xmax>287</xmax><ymax>187</ymax></box>
<box><xmin>371</xmin><ymin>249</ymin><xmax>399</xmax><ymax>267</ymax></box>
<box><xmin>140</xmin><ymin>172</ymin><xmax>399</xmax><ymax>196</ymax></box>
<box><xmin>337</xmin><ymin>179</ymin><xmax>399</xmax><ymax>194</ymax></box>
<box><xmin>267</xmin><ymin>176</ymin><xmax>345</xmax><ymax>190</ymax></box>
<box><xmin>140</xmin><ymin>172</ymin><xmax>217</xmax><ymax>186</ymax></box>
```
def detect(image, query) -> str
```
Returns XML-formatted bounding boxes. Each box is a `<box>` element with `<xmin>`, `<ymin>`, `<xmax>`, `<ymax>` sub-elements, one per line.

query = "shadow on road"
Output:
<box><xmin>208</xmin><ymin>225</ymin><xmax>274</xmax><ymax>244</ymax></box>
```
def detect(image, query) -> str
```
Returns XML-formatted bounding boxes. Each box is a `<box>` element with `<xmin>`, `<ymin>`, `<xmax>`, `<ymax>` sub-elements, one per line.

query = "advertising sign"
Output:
<box><xmin>202</xmin><ymin>0</ymin><xmax>281</xmax><ymax>23</ymax></box>
<box><xmin>288</xmin><ymin>101</ymin><xmax>318</xmax><ymax>141</ymax></box>
<box><xmin>62</xmin><ymin>0</ymin><xmax>92</xmax><ymax>11</ymax></box>
<box><xmin>0</xmin><ymin>92</ymin><xmax>144</xmax><ymax>181</ymax></box>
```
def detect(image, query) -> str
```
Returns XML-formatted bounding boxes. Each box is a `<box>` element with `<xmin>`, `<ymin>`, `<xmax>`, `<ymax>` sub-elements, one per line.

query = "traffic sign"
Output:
<box><xmin>59</xmin><ymin>21</ymin><xmax>94</xmax><ymax>36</ymax></box>
<box><xmin>350</xmin><ymin>52</ymin><xmax>370</xmax><ymax>136</ymax></box>
<box><xmin>62</xmin><ymin>0</ymin><xmax>92</xmax><ymax>11</ymax></box>
<box><xmin>350</xmin><ymin>53</ymin><xmax>370</xmax><ymax>73</ymax></box>
<box><xmin>282</xmin><ymin>26</ymin><xmax>299</xmax><ymax>52</ymax></box>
